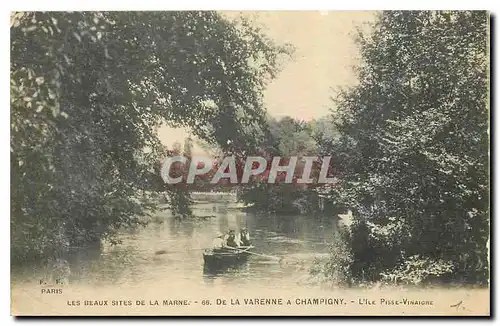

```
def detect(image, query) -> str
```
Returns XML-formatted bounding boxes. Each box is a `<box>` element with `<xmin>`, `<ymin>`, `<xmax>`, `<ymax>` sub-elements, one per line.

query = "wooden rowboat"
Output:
<box><xmin>203</xmin><ymin>245</ymin><xmax>254</xmax><ymax>269</ymax></box>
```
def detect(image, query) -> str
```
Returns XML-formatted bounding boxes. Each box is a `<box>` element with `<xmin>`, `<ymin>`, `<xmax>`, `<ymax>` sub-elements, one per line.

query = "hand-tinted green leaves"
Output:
<box><xmin>324</xmin><ymin>11</ymin><xmax>489</xmax><ymax>285</ymax></box>
<box><xmin>11</xmin><ymin>11</ymin><xmax>285</xmax><ymax>262</ymax></box>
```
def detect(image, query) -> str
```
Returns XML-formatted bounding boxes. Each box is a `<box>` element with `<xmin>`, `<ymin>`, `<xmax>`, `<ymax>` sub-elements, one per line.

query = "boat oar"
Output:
<box><xmin>224</xmin><ymin>246</ymin><xmax>282</xmax><ymax>261</ymax></box>
<box><xmin>224</xmin><ymin>246</ymin><xmax>307</xmax><ymax>266</ymax></box>
<box><xmin>154</xmin><ymin>248</ymin><xmax>209</xmax><ymax>255</ymax></box>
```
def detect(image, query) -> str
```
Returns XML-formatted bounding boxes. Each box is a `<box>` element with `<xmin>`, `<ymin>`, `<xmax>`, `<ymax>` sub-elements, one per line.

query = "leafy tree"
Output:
<box><xmin>322</xmin><ymin>11</ymin><xmax>489</xmax><ymax>285</ymax></box>
<box><xmin>239</xmin><ymin>116</ymin><xmax>334</xmax><ymax>214</ymax></box>
<box><xmin>11</xmin><ymin>11</ymin><xmax>288</xmax><ymax>263</ymax></box>
<box><xmin>268</xmin><ymin>116</ymin><xmax>318</xmax><ymax>156</ymax></box>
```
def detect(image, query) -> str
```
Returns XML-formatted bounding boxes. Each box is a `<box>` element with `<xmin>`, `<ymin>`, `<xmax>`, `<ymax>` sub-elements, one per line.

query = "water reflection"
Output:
<box><xmin>202</xmin><ymin>260</ymin><xmax>250</xmax><ymax>280</ymax></box>
<box><xmin>13</xmin><ymin>201</ymin><xmax>337</xmax><ymax>290</ymax></box>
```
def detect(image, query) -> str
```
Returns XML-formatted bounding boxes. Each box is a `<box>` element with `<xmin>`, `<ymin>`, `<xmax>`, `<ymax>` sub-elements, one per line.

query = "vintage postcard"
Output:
<box><xmin>10</xmin><ymin>10</ymin><xmax>490</xmax><ymax>316</ymax></box>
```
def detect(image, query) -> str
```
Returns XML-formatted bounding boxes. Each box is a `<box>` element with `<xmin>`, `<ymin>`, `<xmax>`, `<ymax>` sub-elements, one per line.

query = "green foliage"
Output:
<box><xmin>267</xmin><ymin>116</ymin><xmax>319</xmax><ymax>156</ymax></box>
<box><xmin>380</xmin><ymin>255</ymin><xmax>454</xmax><ymax>285</ymax></box>
<box><xmin>11</xmin><ymin>11</ymin><xmax>286</xmax><ymax>263</ymax></box>
<box><xmin>320</xmin><ymin>11</ymin><xmax>489</xmax><ymax>285</ymax></box>
<box><xmin>240</xmin><ymin>115</ymin><xmax>337</xmax><ymax>214</ymax></box>
<box><xmin>323</xmin><ymin>226</ymin><xmax>354</xmax><ymax>286</ymax></box>
<box><xmin>309</xmin><ymin>225</ymin><xmax>353</xmax><ymax>287</ymax></box>
<box><xmin>240</xmin><ymin>184</ymin><xmax>321</xmax><ymax>214</ymax></box>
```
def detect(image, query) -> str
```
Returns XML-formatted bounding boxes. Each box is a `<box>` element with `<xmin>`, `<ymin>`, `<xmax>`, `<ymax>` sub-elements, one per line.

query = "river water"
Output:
<box><xmin>11</xmin><ymin>199</ymin><xmax>491</xmax><ymax>316</ymax></box>
<box><xmin>12</xmin><ymin>198</ymin><xmax>337</xmax><ymax>291</ymax></box>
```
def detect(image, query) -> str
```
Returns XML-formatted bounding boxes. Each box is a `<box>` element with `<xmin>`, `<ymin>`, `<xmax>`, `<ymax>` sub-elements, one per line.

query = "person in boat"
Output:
<box><xmin>225</xmin><ymin>229</ymin><xmax>239</xmax><ymax>248</ymax></box>
<box><xmin>212</xmin><ymin>232</ymin><xmax>225</xmax><ymax>250</ymax></box>
<box><xmin>239</xmin><ymin>228</ymin><xmax>251</xmax><ymax>247</ymax></box>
